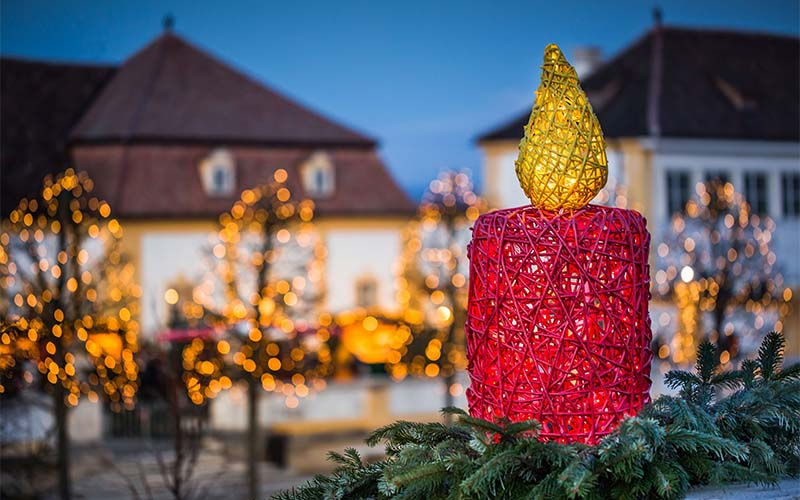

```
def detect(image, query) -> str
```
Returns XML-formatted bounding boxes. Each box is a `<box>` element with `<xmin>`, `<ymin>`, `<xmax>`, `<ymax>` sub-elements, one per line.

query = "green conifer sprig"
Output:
<box><xmin>273</xmin><ymin>332</ymin><xmax>800</xmax><ymax>500</ymax></box>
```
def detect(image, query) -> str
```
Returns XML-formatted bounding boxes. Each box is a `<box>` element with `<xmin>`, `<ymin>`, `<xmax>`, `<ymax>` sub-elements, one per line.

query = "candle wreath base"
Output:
<box><xmin>465</xmin><ymin>204</ymin><xmax>652</xmax><ymax>444</ymax></box>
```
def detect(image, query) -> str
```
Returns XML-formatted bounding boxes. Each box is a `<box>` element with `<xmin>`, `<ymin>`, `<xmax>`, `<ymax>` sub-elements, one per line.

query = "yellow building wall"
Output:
<box><xmin>479</xmin><ymin>140</ymin><xmax>518</xmax><ymax>208</ymax></box>
<box><xmin>615</xmin><ymin>138</ymin><xmax>653</xmax><ymax>222</ymax></box>
<box><xmin>117</xmin><ymin>217</ymin><xmax>411</xmax><ymax>287</ymax></box>
<box><xmin>118</xmin><ymin>218</ymin><xmax>217</xmax><ymax>289</ymax></box>
<box><xmin>783</xmin><ymin>292</ymin><xmax>800</xmax><ymax>360</ymax></box>
<box><xmin>117</xmin><ymin>215</ymin><xmax>412</xmax><ymax>335</ymax></box>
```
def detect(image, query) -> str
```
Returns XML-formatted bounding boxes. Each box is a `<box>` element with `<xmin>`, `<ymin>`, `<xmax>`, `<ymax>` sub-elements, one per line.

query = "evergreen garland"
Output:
<box><xmin>274</xmin><ymin>332</ymin><xmax>800</xmax><ymax>500</ymax></box>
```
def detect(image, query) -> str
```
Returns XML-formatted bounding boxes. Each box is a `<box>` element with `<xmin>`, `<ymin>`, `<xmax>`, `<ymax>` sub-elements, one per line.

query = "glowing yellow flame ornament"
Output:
<box><xmin>515</xmin><ymin>44</ymin><xmax>608</xmax><ymax>211</ymax></box>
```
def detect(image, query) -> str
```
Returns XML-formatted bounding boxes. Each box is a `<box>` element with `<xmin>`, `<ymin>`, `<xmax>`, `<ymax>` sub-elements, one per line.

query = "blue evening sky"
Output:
<box><xmin>2</xmin><ymin>0</ymin><xmax>798</xmax><ymax>199</ymax></box>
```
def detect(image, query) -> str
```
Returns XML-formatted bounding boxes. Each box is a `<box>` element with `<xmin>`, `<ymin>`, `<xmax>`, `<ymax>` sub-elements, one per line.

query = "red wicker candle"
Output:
<box><xmin>466</xmin><ymin>205</ymin><xmax>652</xmax><ymax>444</ymax></box>
<box><xmin>464</xmin><ymin>45</ymin><xmax>652</xmax><ymax>444</ymax></box>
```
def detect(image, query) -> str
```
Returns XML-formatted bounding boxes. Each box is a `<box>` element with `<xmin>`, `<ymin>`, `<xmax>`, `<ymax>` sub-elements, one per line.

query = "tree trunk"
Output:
<box><xmin>54</xmin><ymin>382</ymin><xmax>71</xmax><ymax>500</ymax></box>
<box><xmin>247</xmin><ymin>378</ymin><xmax>260</xmax><ymax>499</ymax></box>
<box><xmin>443</xmin><ymin>373</ymin><xmax>455</xmax><ymax>424</ymax></box>
<box><xmin>173</xmin><ymin>380</ymin><xmax>184</xmax><ymax>500</ymax></box>
<box><xmin>443</xmin><ymin>320</ymin><xmax>457</xmax><ymax>424</ymax></box>
<box><xmin>54</xmin><ymin>199</ymin><xmax>72</xmax><ymax>500</ymax></box>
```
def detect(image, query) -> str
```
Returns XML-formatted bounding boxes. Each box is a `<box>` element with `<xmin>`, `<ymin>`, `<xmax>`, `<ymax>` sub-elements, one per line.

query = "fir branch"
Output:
<box><xmin>274</xmin><ymin>332</ymin><xmax>800</xmax><ymax>500</ymax></box>
<box><xmin>757</xmin><ymin>331</ymin><xmax>785</xmax><ymax>381</ymax></box>
<box><xmin>696</xmin><ymin>342</ymin><xmax>718</xmax><ymax>384</ymax></box>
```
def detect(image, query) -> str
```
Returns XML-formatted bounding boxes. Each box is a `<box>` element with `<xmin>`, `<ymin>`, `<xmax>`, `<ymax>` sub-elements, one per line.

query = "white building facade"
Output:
<box><xmin>478</xmin><ymin>25</ymin><xmax>800</xmax><ymax>358</ymax></box>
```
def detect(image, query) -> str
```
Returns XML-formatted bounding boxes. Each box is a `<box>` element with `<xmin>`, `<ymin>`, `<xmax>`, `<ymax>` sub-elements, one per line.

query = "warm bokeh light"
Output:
<box><xmin>164</xmin><ymin>288</ymin><xmax>180</xmax><ymax>305</ymax></box>
<box><xmin>0</xmin><ymin>169</ymin><xmax>139</xmax><ymax>408</ymax></box>
<box><xmin>339</xmin><ymin>312</ymin><xmax>411</xmax><ymax>365</ymax></box>
<box><xmin>181</xmin><ymin>175</ymin><xmax>333</xmax><ymax>406</ymax></box>
<box><xmin>654</xmin><ymin>179</ymin><xmax>790</xmax><ymax>363</ymax></box>
<box><xmin>391</xmin><ymin>170</ymin><xmax>485</xmax><ymax>385</ymax></box>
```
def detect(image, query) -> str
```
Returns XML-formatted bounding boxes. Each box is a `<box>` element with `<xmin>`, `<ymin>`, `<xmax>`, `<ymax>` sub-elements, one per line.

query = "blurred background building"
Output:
<box><xmin>1</xmin><ymin>27</ymin><xmax>455</xmax><ymax>480</ymax></box>
<box><xmin>478</xmin><ymin>22</ymin><xmax>800</xmax><ymax>361</ymax></box>
<box><xmin>3</xmin><ymin>30</ymin><xmax>415</xmax><ymax>337</ymax></box>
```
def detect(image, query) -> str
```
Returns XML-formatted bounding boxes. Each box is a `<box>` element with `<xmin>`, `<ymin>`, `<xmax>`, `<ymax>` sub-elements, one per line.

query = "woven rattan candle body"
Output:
<box><xmin>465</xmin><ymin>204</ymin><xmax>652</xmax><ymax>444</ymax></box>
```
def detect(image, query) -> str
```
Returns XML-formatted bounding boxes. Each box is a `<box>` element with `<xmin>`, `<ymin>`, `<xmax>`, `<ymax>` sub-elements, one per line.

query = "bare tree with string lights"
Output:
<box><xmin>186</xmin><ymin>168</ymin><xmax>334</xmax><ymax>498</ymax></box>
<box><xmin>0</xmin><ymin>169</ymin><xmax>140</xmax><ymax>500</ymax></box>
<box><xmin>653</xmin><ymin>178</ymin><xmax>791</xmax><ymax>367</ymax></box>
<box><xmin>394</xmin><ymin>170</ymin><xmax>485</xmax><ymax>412</ymax></box>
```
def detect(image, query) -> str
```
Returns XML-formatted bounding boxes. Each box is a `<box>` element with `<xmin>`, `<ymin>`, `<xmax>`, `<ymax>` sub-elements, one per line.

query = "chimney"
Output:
<box><xmin>572</xmin><ymin>46</ymin><xmax>603</xmax><ymax>78</ymax></box>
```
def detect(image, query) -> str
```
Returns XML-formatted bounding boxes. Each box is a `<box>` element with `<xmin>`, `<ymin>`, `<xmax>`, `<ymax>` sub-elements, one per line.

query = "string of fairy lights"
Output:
<box><xmin>391</xmin><ymin>171</ymin><xmax>485</xmax><ymax>396</ymax></box>
<box><xmin>182</xmin><ymin>168</ymin><xmax>333</xmax><ymax>407</ymax></box>
<box><xmin>0</xmin><ymin>169</ymin><xmax>139</xmax><ymax>410</ymax></box>
<box><xmin>0</xmin><ymin>168</ymin><xmax>793</xmax><ymax>412</ymax></box>
<box><xmin>653</xmin><ymin>179</ymin><xmax>791</xmax><ymax>368</ymax></box>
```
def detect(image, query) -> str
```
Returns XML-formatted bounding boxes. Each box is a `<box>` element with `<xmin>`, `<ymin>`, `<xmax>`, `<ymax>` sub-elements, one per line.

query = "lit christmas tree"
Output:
<box><xmin>187</xmin><ymin>169</ymin><xmax>333</xmax><ymax>497</ymax></box>
<box><xmin>394</xmin><ymin>171</ymin><xmax>484</xmax><ymax>409</ymax></box>
<box><xmin>0</xmin><ymin>169</ymin><xmax>140</xmax><ymax>500</ymax></box>
<box><xmin>653</xmin><ymin>178</ymin><xmax>791</xmax><ymax>366</ymax></box>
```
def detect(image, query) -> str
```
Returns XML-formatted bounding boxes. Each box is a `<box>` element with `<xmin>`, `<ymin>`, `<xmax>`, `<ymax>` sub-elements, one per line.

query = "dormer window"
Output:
<box><xmin>199</xmin><ymin>149</ymin><xmax>236</xmax><ymax>197</ymax></box>
<box><xmin>301</xmin><ymin>151</ymin><xmax>334</xmax><ymax>198</ymax></box>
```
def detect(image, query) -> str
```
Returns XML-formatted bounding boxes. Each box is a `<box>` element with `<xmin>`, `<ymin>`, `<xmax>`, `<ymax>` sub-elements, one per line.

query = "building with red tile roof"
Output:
<box><xmin>2</xmin><ymin>30</ymin><xmax>414</xmax><ymax>336</ymax></box>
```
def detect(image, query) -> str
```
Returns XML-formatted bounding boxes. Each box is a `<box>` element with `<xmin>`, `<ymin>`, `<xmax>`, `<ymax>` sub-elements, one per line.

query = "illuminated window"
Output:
<box><xmin>301</xmin><ymin>152</ymin><xmax>334</xmax><ymax>198</ymax></box>
<box><xmin>743</xmin><ymin>172</ymin><xmax>769</xmax><ymax>214</ymax></box>
<box><xmin>355</xmin><ymin>276</ymin><xmax>378</xmax><ymax>308</ymax></box>
<box><xmin>782</xmin><ymin>172</ymin><xmax>800</xmax><ymax>217</ymax></box>
<box><xmin>199</xmin><ymin>149</ymin><xmax>235</xmax><ymax>197</ymax></box>
<box><xmin>666</xmin><ymin>170</ymin><xmax>691</xmax><ymax>214</ymax></box>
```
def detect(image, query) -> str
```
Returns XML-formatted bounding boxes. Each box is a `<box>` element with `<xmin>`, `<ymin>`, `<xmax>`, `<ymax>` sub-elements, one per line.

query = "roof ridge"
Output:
<box><xmin>122</xmin><ymin>35</ymin><xmax>170</xmax><ymax>140</ymax></box>
<box><xmin>69</xmin><ymin>31</ymin><xmax>377</xmax><ymax>147</ymax></box>
<box><xmin>477</xmin><ymin>29</ymin><xmax>657</xmax><ymax>144</ymax></box>
<box><xmin>477</xmin><ymin>23</ymin><xmax>799</xmax><ymax>143</ymax></box>
<box><xmin>113</xmin><ymin>34</ymin><xmax>173</xmax><ymax>212</ymax></box>
<box><xmin>161</xmin><ymin>33</ymin><xmax>378</xmax><ymax>145</ymax></box>
<box><xmin>581</xmin><ymin>29</ymin><xmax>653</xmax><ymax>87</ymax></box>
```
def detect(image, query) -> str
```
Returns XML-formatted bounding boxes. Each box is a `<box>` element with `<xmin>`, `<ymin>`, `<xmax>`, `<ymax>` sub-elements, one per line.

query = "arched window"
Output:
<box><xmin>301</xmin><ymin>151</ymin><xmax>335</xmax><ymax>198</ymax></box>
<box><xmin>199</xmin><ymin>149</ymin><xmax>236</xmax><ymax>197</ymax></box>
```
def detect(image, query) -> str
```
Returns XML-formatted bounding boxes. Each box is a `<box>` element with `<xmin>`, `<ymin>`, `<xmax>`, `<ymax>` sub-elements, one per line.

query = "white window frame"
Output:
<box><xmin>301</xmin><ymin>151</ymin><xmax>335</xmax><ymax>198</ymax></box>
<box><xmin>782</xmin><ymin>171</ymin><xmax>800</xmax><ymax>218</ymax></box>
<box><xmin>665</xmin><ymin>169</ymin><xmax>692</xmax><ymax>215</ymax></box>
<box><xmin>648</xmin><ymin>139</ymin><xmax>800</xmax><ymax>287</ymax></box>
<box><xmin>743</xmin><ymin>171</ymin><xmax>769</xmax><ymax>215</ymax></box>
<box><xmin>199</xmin><ymin>149</ymin><xmax>236</xmax><ymax>197</ymax></box>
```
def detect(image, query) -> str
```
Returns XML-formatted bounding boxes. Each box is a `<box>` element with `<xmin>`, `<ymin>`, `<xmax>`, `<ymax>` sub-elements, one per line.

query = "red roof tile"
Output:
<box><xmin>70</xmin><ymin>33</ymin><xmax>376</xmax><ymax>147</ymax></box>
<box><xmin>71</xmin><ymin>144</ymin><xmax>415</xmax><ymax>218</ymax></box>
<box><xmin>1</xmin><ymin>58</ymin><xmax>115</xmax><ymax>215</ymax></box>
<box><xmin>2</xmin><ymin>33</ymin><xmax>413</xmax><ymax>217</ymax></box>
<box><xmin>479</xmin><ymin>27</ymin><xmax>800</xmax><ymax>143</ymax></box>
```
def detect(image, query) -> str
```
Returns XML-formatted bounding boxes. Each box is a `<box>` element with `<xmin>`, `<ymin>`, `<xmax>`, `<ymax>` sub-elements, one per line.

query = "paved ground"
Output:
<box><xmin>35</xmin><ymin>440</ymin><xmax>313</xmax><ymax>500</ymax></box>
<box><xmin>57</xmin><ymin>455</ymin><xmax>800</xmax><ymax>500</ymax></box>
<box><xmin>16</xmin><ymin>440</ymin><xmax>800</xmax><ymax>499</ymax></box>
<box><xmin>685</xmin><ymin>479</ymin><xmax>800</xmax><ymax>500</ymax></box>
